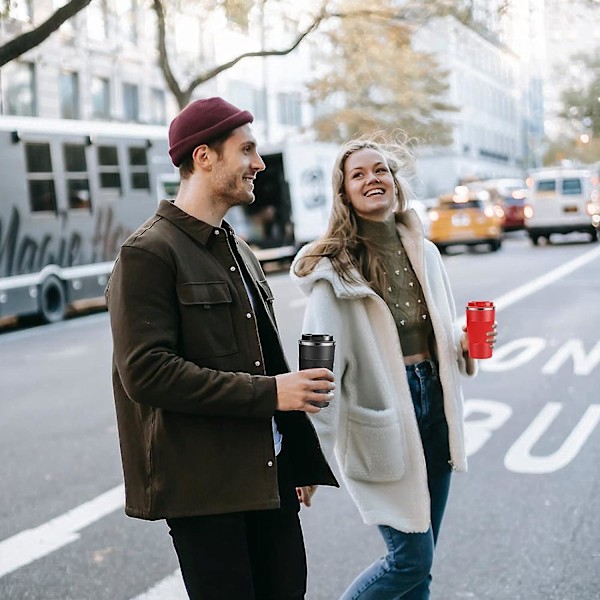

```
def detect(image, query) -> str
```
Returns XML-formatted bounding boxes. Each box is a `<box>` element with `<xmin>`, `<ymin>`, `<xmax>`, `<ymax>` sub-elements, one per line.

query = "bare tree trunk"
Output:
<box><xmin>0</xmin><ymin>0</ymin><xmax>93</xmax><ymax>67</ymax></box>
<box><xmin>152</xmin><ymin>0</ymin><xmax>329</xmax><ymax>110</ymax></box>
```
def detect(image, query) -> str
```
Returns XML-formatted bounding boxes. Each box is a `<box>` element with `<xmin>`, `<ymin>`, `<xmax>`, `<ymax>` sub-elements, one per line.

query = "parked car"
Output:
<box><xmin>524</xmin><ymin>168</ymin><xmax>600</xmax><ymax>245</ymax></box>
<box><xmin>428</xmin><ymin>186</ymin><xmax>504</xmax><ymax>253</ymax></box>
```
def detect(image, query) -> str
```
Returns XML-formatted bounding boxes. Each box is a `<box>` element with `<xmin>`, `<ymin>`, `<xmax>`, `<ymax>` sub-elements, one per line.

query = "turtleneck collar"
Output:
<box><xmin>356</xmin><ymin>213</ymin><xmax>399</xmax><ymax>246</ymax></box>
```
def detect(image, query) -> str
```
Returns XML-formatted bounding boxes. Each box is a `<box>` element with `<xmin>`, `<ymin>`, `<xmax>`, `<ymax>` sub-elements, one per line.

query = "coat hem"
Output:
<box><xmin>124</xmin><ymin>498</ymin><xmax>281</xmax><ymax>521</ymax></box>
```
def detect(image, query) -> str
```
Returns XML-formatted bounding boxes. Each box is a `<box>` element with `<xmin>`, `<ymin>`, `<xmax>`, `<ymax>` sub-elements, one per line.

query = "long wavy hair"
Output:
<box><xmin>294</xmin><ymin>133</ymin><xmax>415</xmax><ymax>298</ymax></box>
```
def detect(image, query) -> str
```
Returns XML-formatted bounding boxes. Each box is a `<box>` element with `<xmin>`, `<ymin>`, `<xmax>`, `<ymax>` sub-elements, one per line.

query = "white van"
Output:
<box><xmin>524</xmin><ymin>168</ymin><xmax>600</xmax><ymax>245</ymax></box>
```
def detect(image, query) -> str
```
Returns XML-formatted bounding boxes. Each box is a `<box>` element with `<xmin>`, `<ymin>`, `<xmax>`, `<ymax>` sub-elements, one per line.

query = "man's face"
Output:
<box><xmin>210</xmin><ymin>124</ymin><xmax>266</xmax><ymax>207</ymax></box>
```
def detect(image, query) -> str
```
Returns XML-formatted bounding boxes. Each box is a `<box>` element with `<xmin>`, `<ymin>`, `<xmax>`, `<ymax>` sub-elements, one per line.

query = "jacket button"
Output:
<box><xmin>246</xmin><ymin>313</ymin><xmax>252</xmax><ymax>319</ymax></box>
<box><xmin>214</xmin><ymin>230</ymin><xmax>220</xmax><ymax>235</ymax></box>
<box><xmin>267</xmin><ymin>460</ymin><xmax>273</xmax><ymax>467</ymax></box>
<box><xmin>230</xmin><ymin>266</ymin><xmax>236</xmax><ymax>271</ymax></box>
<box><xmin>255</xmin><ymin>360</ymin><xmax>261</xmax><ymax>367</ymax></box>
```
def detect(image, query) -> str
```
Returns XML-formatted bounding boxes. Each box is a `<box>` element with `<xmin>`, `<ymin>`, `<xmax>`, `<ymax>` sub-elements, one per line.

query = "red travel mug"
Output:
<box><xmin>466</xmin><ymin>301</ymin><xmax>495</xmax><ymax>359</ymax></box>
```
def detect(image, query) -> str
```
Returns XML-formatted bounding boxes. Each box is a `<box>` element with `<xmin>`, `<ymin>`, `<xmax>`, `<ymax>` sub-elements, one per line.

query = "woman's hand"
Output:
<box><xmin>461</xmin><ymin>322</ymin><xmax>498</xmax><ymax>354</ymax></box>
<box><xmin>296</xmin><ymin>485</ymin><xmax>318</xmax><ymax>507</ymax></box>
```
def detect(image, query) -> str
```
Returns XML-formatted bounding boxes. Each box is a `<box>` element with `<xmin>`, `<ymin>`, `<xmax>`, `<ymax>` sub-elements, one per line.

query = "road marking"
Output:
<box><xmin>0</xmin><ymin>485</ymin><xmax>123</xmax><ymax>578</ymax></box>
<box><xmin>130</xmin><ymin>569</ymin><xmax>186</xmax><ymax>600</ymax></box>
<box><xmin>491</xmin><ymin>245</ymin><xmax>600</xmax><ymax>312</ymax></box>
<box><xmin>456</xmin><ymin>244</ymin><xmax>600</xmax><ymax>325</ymax></box>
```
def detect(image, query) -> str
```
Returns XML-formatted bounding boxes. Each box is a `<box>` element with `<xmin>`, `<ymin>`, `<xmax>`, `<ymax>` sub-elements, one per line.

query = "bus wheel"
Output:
<box><xmin>39</xmin><ymin>276</ymin><xmax>67</xmax><ymax>323</ymax></box>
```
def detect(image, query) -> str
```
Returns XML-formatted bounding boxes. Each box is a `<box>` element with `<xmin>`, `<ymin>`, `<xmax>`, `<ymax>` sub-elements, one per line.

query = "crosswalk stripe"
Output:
<box><xmin>130</xmin><ymin>569</ymin><xmax>186</xmax><ymax>600</ymax></box>
<box><xmin>0</xmin><ymin>484</ymin><xmax>124</xmax><ymax>578</ymax></box>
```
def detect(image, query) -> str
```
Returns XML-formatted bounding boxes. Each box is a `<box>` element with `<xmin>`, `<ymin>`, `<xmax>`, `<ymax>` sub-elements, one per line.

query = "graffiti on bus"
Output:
<box><xmin>0</xmin><ymin>205</ymin><xmax>132</xmax><ymax>277</ymax></box>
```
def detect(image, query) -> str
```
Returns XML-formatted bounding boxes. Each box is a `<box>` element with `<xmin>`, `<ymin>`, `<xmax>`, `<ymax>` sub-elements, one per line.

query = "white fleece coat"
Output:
<box><xmin>290</xmin><ymin>209</ymin><xmax>476</xmax><ymax>533</ymax></box>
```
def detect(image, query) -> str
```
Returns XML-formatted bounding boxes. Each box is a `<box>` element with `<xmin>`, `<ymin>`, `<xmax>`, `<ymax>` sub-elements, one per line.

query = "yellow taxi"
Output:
<box><xmin>428</xmin><ymin>186</ymin><xmax>504</xmax><ymax>253</ymax></box>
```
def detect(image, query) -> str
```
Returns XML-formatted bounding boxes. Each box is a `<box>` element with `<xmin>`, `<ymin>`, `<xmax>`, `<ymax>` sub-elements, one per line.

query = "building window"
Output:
<box><xmin>149</xmin><ymin>88</ymin><xmax>166</xmax><ymax>125</ymax></box>
<box><xmin>97</xmin><ymin>145</ymin><xmax>121</xmax><ymax>191</ymax></box>
<box><xmin>253</xmin><ymin>88</ymin><xmax>267</xmax><ymax>121</ymax></box>
<box><xmin>25</xmin><ymin>143</ymin><xmax>56</xmax><ymax>213</ymax></box>
<box><xmin>63</xmin><ymin>144</ymin><xmax>91</xmax><ymax>210</ymax></box>
<box><xmin>60</xmin><ymin>71</ymin><xmax>80</xmax><ymax>119</ymax></box>
<box><xmin>120</xmin><ymin>0</ymin><xmax>139</xmax><ymax>45</ymax></box>
<box><xmin>128</xmin><ymin>147</ymin><xmax>149</xmax><ymax>190</ymax></box>
<box><xmin>91</xmin><ymin>77</ymin><xmax>110</xmax><ymax>118</ymax></box>
<box><xmin>123</xmin><ymin>83</ymin><xmax>139</xmax><ymax>121</ymax></box>
<box><xmin>1</xmin><ymin>61</ymin><xmax>36</xmax><ymax>116</ymax></box>
<box><xmin>87</xmin><ymin>0</ymin><xmax>109</xmax><ymax>41</ymax></box>
<box><xmin>277</xmin><ymin>92</ymin><xmax>302</xmax><ymax>127</ymax></box>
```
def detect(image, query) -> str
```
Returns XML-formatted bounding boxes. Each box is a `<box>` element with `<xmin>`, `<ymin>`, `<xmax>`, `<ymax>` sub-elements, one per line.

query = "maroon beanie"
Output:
<box><xmin>168</xmin><ymin>97</ymin><xmax>254</xmax><ymax>167</ymax></box>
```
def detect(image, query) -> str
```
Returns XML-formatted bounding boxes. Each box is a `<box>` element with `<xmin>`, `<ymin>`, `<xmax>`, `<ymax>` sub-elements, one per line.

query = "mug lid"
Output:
<box><xmin>300</xmin><ymin>333</ymin><xmax>334</xmax><ymax>342</ymax></box>
<box><xmin>467</xmin><ymin>300</ymin><xmax>494</xmax><ymax>308</ymax></box>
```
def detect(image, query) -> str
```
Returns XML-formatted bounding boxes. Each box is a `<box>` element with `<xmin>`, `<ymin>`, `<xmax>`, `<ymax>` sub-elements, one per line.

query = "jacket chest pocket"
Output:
<box><xmin>177</xmin><ymin>281</ymin><xmax>238</xmax><ymax>357</ymax></box>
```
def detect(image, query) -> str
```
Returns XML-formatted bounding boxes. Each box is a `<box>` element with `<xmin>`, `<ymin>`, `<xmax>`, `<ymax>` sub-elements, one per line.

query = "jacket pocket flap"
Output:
<box><xmin>177</xmin><ymin>281</ymin><xmax>232</xmax><ymax>305</ymax></box>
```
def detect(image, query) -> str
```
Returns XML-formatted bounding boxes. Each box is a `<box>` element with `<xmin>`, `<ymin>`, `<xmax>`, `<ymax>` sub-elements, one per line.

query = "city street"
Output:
<box><xmin>0</xmin><ymin>233</ymin><xmax>599</xmax><ymax>600</ymax></box>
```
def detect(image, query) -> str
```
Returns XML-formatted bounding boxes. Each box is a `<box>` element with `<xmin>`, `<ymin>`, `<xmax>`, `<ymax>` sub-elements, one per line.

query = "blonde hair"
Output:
<box><xmin>294</xmin><ymin>133</ymin><xmax>415</xmax><ymax>298</ymax></box>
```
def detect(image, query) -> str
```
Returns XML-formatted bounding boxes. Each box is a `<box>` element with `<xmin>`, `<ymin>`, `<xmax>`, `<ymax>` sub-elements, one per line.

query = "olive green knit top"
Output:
<box><xmin>356</xmin><ymin>214</ymin><xmax>434</xmax><ymax>356</ymax></box>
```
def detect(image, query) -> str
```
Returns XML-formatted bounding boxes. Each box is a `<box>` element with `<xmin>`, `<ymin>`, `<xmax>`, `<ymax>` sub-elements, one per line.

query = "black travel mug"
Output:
<box><xmin>298</xmin><ymin>333</ymin><xmax>335</xmax><ymax>408</ymax></box>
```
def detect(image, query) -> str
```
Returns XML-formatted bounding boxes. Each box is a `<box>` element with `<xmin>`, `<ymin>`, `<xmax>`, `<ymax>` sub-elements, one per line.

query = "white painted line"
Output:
<box><xmin>130</xmin><ymin>569</ymin><xmax>186</xmax><ymax>600</ymax></box>
<box><xmin>456</xmin><ymin>245</ymin><xmax>600</xmax><ymax>325</ymax></box>
<box><xmin>493</xmin><ymin>245</ymin><xmax>600</xmax><ymax>312</ymax></box>
<box><xmin>0</xmin><ymin>485</ymin><xmax>124</xmax><ymax>578</ymax></box>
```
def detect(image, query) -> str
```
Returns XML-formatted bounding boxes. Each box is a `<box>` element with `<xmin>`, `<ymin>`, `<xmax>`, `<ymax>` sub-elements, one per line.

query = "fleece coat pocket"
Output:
<box><xmin>344</xmin><ymin>406</ymin><xmax>405</xmax><ymax>483</ymax></box>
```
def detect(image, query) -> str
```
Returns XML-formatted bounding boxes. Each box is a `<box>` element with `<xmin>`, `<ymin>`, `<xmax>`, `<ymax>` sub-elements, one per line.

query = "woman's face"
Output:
<box><xmin>343</xmin><ymin>148</ymin><xmax>396</xmax><ymax>221</ymax></box>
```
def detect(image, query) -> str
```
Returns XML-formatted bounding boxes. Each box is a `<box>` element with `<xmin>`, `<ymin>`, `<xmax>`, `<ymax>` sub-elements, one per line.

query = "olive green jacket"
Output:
<box><xmin>106</xmin><ymin>200</ymin><xmax>337</xmax><ymax>520</ymax></box>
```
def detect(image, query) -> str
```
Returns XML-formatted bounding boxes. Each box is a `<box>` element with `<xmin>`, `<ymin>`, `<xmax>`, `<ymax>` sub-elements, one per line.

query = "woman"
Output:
<box><xmin>291</xmin><ymin>136</ymin><xmax>497</xmax><ymax>599</ymax></box>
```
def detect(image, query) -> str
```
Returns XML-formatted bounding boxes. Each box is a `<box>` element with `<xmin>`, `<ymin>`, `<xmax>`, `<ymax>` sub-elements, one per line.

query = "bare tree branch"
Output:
<box><xmin>151</xmin><ymin>0</ymin><xmax>425</xmax><ymax>109</ymax></box>
<box><xmin>151</xmin><ymin>0</ymin><xmax>186</xmax><ymax>107</ymax></box>
<box><xmin>0</xmin><ymin>0</ymin><xmax>93</xmax><ymax>68</ymax></box>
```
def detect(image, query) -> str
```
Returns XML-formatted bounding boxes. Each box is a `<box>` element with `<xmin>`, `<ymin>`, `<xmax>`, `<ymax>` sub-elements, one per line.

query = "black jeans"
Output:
<box><xmin>166</xmin><ymin>446</ymin><xmax>306</xmax><ymax>600</ymax></box>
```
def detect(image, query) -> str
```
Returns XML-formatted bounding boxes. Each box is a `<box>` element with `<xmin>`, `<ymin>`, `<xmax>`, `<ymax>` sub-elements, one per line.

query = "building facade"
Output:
<box><xmin>412</xmin><ymin>15</ymin><xmax>528</xmax><ymax>197</ymax></box>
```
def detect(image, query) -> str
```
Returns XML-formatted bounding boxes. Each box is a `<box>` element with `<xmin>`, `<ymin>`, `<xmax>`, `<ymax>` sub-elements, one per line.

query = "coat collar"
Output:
<box><xmin>291</xmin><ymin>208</ymin><xmax>426</xmax><ymax>299</ymax></box>
<box><xmin>156</xmin><ymin>199</ymin><xmax>236</xmax><ymax>246</ymax></box>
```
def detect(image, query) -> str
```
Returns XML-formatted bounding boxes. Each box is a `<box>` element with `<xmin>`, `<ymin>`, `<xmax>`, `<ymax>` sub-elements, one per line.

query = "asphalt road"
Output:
<box><xmin>0</xmin><ymin>232</ymin><xmax>598</xmax><ymax>600</ymax></box>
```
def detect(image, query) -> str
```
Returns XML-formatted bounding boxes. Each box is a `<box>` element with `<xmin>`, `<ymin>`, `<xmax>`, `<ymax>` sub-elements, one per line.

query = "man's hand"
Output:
<box><xmin>296</xmin><ymin>485</ymin><xmax>318</xmax><ymax>507</ymax></box>
<box><xmin>275</xmin><ymin>369</ymin><xmax>334</xmax><ymax>414</ymax></box>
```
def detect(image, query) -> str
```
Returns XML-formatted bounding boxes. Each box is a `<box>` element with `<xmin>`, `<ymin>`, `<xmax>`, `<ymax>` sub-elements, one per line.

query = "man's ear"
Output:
<box><xmin>192</xmin><ymin>145</ymin><xmax>212</xmax><ymax>171</ymax></box>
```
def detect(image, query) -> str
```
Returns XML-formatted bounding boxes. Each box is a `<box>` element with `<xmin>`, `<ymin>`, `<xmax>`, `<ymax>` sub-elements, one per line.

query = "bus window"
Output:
<box><xmin>25</xmin><ymin>142</ymin><xmax>57</xmax><ymax>213</ymax></box>
<box><xmin>97</xmin><ymin>145</ymin><xmax>122</xmax><ymax>192</ymax></box>
<box><xmin>128</xmin><ymin>146</ymin><xmax>149</xmax><ymax>190</ymax></box>
<box><xmin>64</xmin><ymin>143</ymin><xmax>91</xmax><ymax>210</ymax></box>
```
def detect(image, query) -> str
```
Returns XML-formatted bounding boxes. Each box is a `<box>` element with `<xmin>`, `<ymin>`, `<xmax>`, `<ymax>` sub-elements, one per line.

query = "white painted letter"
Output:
<box><xmin>541</xmin><ymin>340</ymin><xmax>600</xmax><ymax>376</ymax></box>
<box><xmin>480</xmin><ymin>338</ymin><xmax>546</xmax><ymax>372</ymax></box>
<box><xmin>463</xmin><ymin>399</ymin><xmax>513</xmax><ymax>457</ymax></box>
<box><xmin>504</xmin><ymin>403</ymin><xmax>600</xmax><ymax>474</ymax></box>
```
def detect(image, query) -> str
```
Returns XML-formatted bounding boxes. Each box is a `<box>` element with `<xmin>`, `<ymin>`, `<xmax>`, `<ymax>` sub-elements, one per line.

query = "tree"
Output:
<box><xmin>307</xmin><ymin>0</ymin><xmax>456</xmax><ymax>144</ymax></box>
<box><xmin>558</xmin><ymin>51</ymin><xmax>600</xmax><ymax>139</ymax></box>
<box><xmin>0</xmin><ymin>0</ymin><xmax>93</xmax><ymax>68</ymax></box>
<box><xmin>152</xmin><ymin>0</ymin><xmax>334</xmax><ymax>109</ymax></box>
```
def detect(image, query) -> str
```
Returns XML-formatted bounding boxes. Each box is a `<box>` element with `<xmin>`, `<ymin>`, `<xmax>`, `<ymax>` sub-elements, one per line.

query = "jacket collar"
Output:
<box><xmin>156</xmin><ymin>199</ymin><xmax>235</xmax><ymax>246</ymax></box>
<box><xmin>291</xmin><ymin>208</ymin><xmax>425</xmax><ymax>299</ymax></box>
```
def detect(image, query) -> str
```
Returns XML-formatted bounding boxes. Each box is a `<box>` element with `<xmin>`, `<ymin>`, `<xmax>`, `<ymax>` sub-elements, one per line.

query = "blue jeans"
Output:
<box><xmin>340</xmin><ymin>359</ymin><xmax>452</xmax><ymax>600</ymax></box>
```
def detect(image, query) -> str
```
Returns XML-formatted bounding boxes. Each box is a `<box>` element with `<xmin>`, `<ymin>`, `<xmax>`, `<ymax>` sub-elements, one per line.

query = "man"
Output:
<box><xmin>106</xmin><ymin>97</ymin><xmax>338</xmax><ymax>600</ymax></box>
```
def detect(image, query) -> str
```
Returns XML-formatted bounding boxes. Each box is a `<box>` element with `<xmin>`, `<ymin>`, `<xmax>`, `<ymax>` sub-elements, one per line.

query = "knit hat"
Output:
<box><xmin>168</xmin><ymin>97</ymin><xmax>254</xmax><ymax>166</ymax></box>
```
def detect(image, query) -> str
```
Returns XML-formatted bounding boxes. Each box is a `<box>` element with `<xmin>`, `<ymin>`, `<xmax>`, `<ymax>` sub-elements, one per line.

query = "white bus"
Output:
<box><xmin>0</xmin><ymin>116</ymin><xmax>174</xmax><ymax>323</ymax></box>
